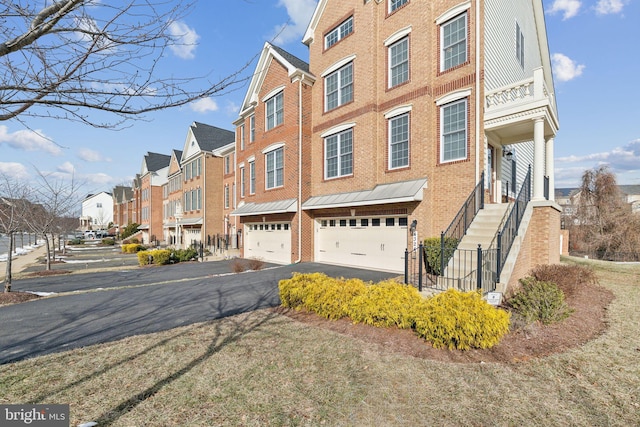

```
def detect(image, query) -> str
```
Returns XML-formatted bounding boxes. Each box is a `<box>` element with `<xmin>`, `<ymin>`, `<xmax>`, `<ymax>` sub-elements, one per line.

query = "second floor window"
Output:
<box><xmin>249</xmin><ymin>115</ymin><xmax>255</xmax><ymax>142</ymax></box>
<box><xmin>441</xmin><ymin>99</ymin><xmax>468</xmax><ymax>163</ymax></box>
<box><xmin>389</xmin><ymin>0</ymin><xmax>408</xmax><ymax>13</ymax></box>
<box><xmin>240</xmin><ymin>167</ymin><xmax>245</xmax><ymax>198</ymax></box>
<box><xmin>265</xmin><ymin>148</ymin><xmax>284</xmax><ymax>189</ymax></box>
<box><xmin>389</xmin><ymin>37</ymin><xmax>409</xmax><ymax>87</ymax></box>
<box><xmin>325</xmin><ymin>129</ymin><xmax>353</xmax><ymax>179</ymax></box>
<box><xmin>240</xmin><ymin>125</ymin><xmax>245</xmax><ymax>150</ymax></box>
<box><xmin>249</xmin><ymin>161</ymin><xmax>255</xmax><ymax>194</ymax></box>
<box><xmin>266</xmin><ymin>92</ymin><xmax>283</xmax><ymax>130</ymax></box>
<box><xmin>516</xmin><ymin>22</ymin><xmax>525</xmax><ymax>68</ymax></box>
<box><xmin>325</xmin><ymin>62</ymin><xmax>353</xmax><ymax>111</ymax></box>
<box><xmin>389</xmin><ymin>113</ymin><xmax>409</xmax><ymax>169</ymax></box>
<box><xmin>442</xmin><ymin>13</ymin><xmax>467</xmax><ymax>71</ymax></box>
<box><xmin>325</xmin><ymin>16</ymin><xmax>353</xmax><ymax>49</ymax></box>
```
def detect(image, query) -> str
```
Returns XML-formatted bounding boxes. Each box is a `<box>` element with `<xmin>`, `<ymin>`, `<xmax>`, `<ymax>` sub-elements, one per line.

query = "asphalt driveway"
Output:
<box><xmin>1</xmin><ymin>261</ymin><xmax>397</xmax><ymax>364</ymax></box>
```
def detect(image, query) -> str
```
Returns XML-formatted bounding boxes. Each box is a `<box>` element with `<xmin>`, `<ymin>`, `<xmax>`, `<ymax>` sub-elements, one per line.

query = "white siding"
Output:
<box><xmin>484</xmin><ymin>0</ymin><xmax>542</xmax><ymax>91</ymax></box>
<box><xmin>501</xmin><ymin>140</ymin><xmax>537</xmax><ymax>195</ymax></box>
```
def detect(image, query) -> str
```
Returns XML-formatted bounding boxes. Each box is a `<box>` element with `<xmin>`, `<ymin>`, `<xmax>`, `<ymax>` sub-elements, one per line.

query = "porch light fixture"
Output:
<box><xmin>410</xmin><ymin>219</ymin><xmax>417</xmax><ymax>234</ymax></box>
<box><xmin>502</xmin><ymin>147</ymin><xmax>514</xmax><ymax>161</ymax></box>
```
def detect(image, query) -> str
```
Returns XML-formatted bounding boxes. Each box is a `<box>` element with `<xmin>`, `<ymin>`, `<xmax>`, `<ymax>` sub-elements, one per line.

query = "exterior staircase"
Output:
<box><xmin>439</xmin><ymin>203</ymin><xmax>510</xmax><ymax>291</ymax></box>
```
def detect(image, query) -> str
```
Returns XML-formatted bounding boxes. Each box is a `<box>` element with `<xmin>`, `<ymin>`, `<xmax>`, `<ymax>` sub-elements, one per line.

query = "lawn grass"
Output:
<box><xmin>1</xmin><ymin>258</ymin><xmax>639</xmax><ymax>426</ymax></box>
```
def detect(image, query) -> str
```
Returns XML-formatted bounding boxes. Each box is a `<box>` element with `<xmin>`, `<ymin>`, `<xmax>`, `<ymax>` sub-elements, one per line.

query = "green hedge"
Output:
<box><xmin>423</xmin><ymin>236</ymin><xmax>458</xmax><ymax>275</ymax></box>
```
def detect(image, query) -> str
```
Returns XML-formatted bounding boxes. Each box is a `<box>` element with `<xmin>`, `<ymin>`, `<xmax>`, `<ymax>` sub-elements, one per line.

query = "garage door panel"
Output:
<box><xmin>245</xmin><ymin>223</ymin><xmax>291</xmax><ymax>264</ymax></box>
<box><xmin>316</xmin><ymin>217</ymin><xmax>407</xmax><ymax>272</ymax></box>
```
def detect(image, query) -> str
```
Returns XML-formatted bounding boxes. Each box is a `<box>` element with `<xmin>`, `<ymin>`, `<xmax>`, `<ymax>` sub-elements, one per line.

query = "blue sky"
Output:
<box><xmin>0</xmin><ymin>0</ymin><xmax>638</xmax><ymax>195</ymax></box>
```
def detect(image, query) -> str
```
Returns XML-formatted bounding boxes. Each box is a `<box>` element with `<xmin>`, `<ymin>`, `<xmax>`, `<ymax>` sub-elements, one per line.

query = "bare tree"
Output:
<box><xmin>0</xmin><ymin>174</ymin><xmax>31</xmax><ymax>292</ymax></box>
<box><xmin>23</xmin><ymin>170</ymin><xmax>83</xmax><ymax>270</ymax></box>
<box><xmin>0</xmin><ymin>0</ymin><xmax>251</xmax><ymax>128</ymax></box>
<box><xmin>573</xmin><ymin>166</ymin><xmax>640</xmax><ymax>259</ymax></box>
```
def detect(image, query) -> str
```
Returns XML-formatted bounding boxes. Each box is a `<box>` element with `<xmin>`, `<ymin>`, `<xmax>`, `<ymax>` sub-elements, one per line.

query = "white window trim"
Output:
<box><xmin>261</xmin><ymin>86</ymin><xmax>285</xmax><ymax>103</ymax></box>
<box><xmin>439</xmin><ymin>12</ymin><xmax>468</xmax><ymax>72</ymax></box>
<box><xmin>435</xmin><ymin>1</ymin><xmax>471</xmax><ymax>25</ymax></box>
<box><xmin>388</xmin><ymin>113</ymin><xmax>410</xmax><ymax>170</ymax></box>
<box><xmin>324</xmin><ymin>128</ymin><xmax>354</xmax><ymax>180</ymax></box>
<box><xmin>320</xmin><ymin>122</ymin><xmax>356</xmax><ymax>138</ymax></box>
<box><xmin>321</xmin><ymin>54</ymin><xmax>357</xmax><ymax>78</ymax></box>
<box><xmin>436</xmin><ymin>88</ymin><xmax>472</xmax><ymax>106</ymax></box>
<box><xmin>439</xmin><ymin>98</ymin><xmax>468</xmax><ymax>164</ymax></box>
<box><xmin>388</xmin><ymin>36</ymin><xmax>410</xmax><ymax>88</ymax></box>
<box><xmin>384</xmin><ymin>26</ymin><xmax>412</xmax><ymax>47</ymax></box>
<box><xmin>388</xmin><ymin>0</ymin><xmax>409</xmax><ymax>14</ymax></box>
<box><xmin>265</xmin><ymin>147</ymin><xmax>284</xmax><ymax>189</ymax></box>
<box><xmin>325</xmin><ymin>16</ymin><xmax>353</xmax><ymax>49</ymax></box>
<box><xmin>262</xmin><ymin>142</ymin><xmax>285</xmax><ymax>154</ymax></box>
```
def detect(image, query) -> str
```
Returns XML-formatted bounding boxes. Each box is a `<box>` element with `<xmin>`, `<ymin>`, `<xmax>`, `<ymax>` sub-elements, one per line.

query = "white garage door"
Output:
<box><xmin>245</xmin><ymin>222</ymin><xmax>291</xmax><ymax>264</ymax></box>
<box><xmin>315</xmin><ymin>216</ymin><xmax>408</xmax><ymax>272</ymax></box>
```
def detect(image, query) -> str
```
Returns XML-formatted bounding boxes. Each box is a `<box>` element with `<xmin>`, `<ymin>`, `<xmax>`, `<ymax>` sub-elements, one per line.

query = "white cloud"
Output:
<box><xmin>556</xmin><ymin>140</ymin><xmax>640</xmax><ymax>185</ymax></box>
<box><xmin>270</xmin><ymin>0</ymin><xmax>317</xmax><ymax>45</ymax></box>
<box><xmin>225</xmin><ymin>101</ymin><xmax>240</xmax><ymax>115</ymax></box>
<box><xmin>0</xmin><ymin>126</ymin><xmax>62</xmax><ymax>155</ymax></box>
<box><xmin>595</xmin><ymin>0</ymin><xmax>626</xmax><ymax>15</ymax></box>
<box><xmin>189</xmin><ymin>98</ymin><xmax>219</xmax><ymax>113</ymax></box>
<box><xmin>84</xmin><ymin>172</ymin><xmax>115</xmax><ymax>186</ymax></box>
<box><xmin>0</xmin><ymin>162</ymin><xmax>30</xmax><ymax>180</ymax></box>
<box><xmin>78</xmin><ymin>148</ymin><xmax>110</xmax><ymax>163</ymax></box>
<box><xmin>168</xmin><ymin>21</ymin><xmax>200</xmax><ymax>59</ymax></box>
<box><xmin>547</xmin><ymin>0</ymin><xmax>582</xmax><ymax>19</ymax></box>
<box><xmin>57</xmin><ymin>162</ymin><xmax>77</xmax><ymax>174</ymax></box>
<box><xmin>551</xmin><ymin>53</ymin><xmax>585</xmax><ymax>82</ymax></box>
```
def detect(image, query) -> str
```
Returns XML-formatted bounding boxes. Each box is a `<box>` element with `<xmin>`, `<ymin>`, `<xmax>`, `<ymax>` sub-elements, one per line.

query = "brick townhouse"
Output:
<box><xmin>230</xmin><ymin>0</ymin><xmax>560</xmax><ymax>291</ymax></box>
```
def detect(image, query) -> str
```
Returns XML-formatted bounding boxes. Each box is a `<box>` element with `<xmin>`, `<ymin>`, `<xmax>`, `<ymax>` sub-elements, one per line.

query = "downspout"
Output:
<box><xmin>475</xmin><ymin>0</ymin><xmax>481</xmax><ymax>183</ymax></box>
<box><xmin>294</xmin><ymin>77</ymin><xmax>303</xmax><ymax>263</ymax></box>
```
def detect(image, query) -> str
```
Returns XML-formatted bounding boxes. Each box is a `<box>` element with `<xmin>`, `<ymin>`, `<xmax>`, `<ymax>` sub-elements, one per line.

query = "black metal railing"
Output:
<box><xmin>495</xmin><ymin>165</ymin><xmax>532</xmax><ymax>282</ymax></box>
<box><xmin>438</xmin><ymin>172</ymin><xmax>485</xmax><ymax>274</ymax></box>
<box><xmin>405</xmin><ymin>243</ymin><xmax>497</xmax><ymax>294</ymax></box>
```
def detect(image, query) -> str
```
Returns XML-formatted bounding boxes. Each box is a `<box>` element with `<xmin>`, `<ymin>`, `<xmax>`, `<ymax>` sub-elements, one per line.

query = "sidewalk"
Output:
<box><xmin>0</xmin><ymin>244</ymin><xmax>47</xmax><ymax>276</ymax></box>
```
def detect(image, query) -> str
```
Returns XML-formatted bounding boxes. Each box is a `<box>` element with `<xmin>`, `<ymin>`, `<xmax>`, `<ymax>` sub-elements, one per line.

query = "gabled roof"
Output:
<box><xmin>302</xmin><ymin>0</ymin><xmax>328</xmax><ymax>46</ymax></box>
<box><xmin>141</xmin><ymin>152</ymin><xmax>171</xmax><ymax>175</ymax></box>
<box><xmin>112</xmin><ymin>186</ymin><xmax>133</xmax><ymax>203</ymax></box>
<box><xmin>189</xmin><ymin>122</ymin><xmax>234</xmax><ymax>152</ymax></box>
<box><xmin>238</xmin><ymin>42</ymin><xmax>313</xmax><ymax>117</ymax></box>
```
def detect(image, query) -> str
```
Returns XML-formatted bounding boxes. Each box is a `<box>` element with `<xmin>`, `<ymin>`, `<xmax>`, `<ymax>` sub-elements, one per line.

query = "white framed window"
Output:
<box><xmin>325</xmin><ymin>16</ymin><xmax>353</xmax><ymax>49</ymax></box>
<box><xmin>265</xmin><ymin>147</ymin><xmax>284</xmax><ymax>189</ymax></box>
<box><xmin>324</xmin><ymin>129</ymin><xmax>353</xmax><ymax>179</ymax></box>
<box><xmin>389</xmin><ymin>113</ymin><xmax>409</xmax><ymax>169</ymax></box>
<box><xmin>516</xmin><ymin>22</ymin><xmax>525</xmax><ymax>68</ymax></box>
<box><xmin>389</xmin><ymin>37</ymin><xmax>409</xmax><ymax>87</ymax></box>
<box><xmin>441</xmin><ymin>13</ymin><xmax>467</xmax><ymax>71</ymax></box>
<box><xmin>249</xmin><ymin>115</ymin><xmax>255</xmax><ymax>142</ymax></box>
<box><xmin>265</xmin><ymin>92</ymin><xmax>284</xmax><ymax>130</ymax></box>
<box><xmin>224</xmin><ymin>155</ymin><xmax>231</xmax><ymax>174</ymax></box>
<box><xmin>249</xmin><ymin>161</ymin><xmax>255</xmax><ymax>195</ymax></box>
<box><xmin>440</xmin><ymin>99</ymin><xmax>468</xmax><ymax>163</ymax></box>
<box><xmin>325</xmin><ymin>62</ymin><xmax>353</xmax><ymax>111</ymax></box>
<box><xmin>389</xmin><ymin>0</ymin><xmax>409</xmax><ymax>13</ymax></box>
<box><xmin>240</xmin><ymin>124</ymin><xmax>245</xmax><ymax>150</ymax></box>
<box><xmin>240</xmin><ymin>167</ymin><xmax>245</xmax><ymax>198</ymax></box>
<box><xmin>224</xmin><ymin>186</ymin><xmax>230</xmax><ymax>209</ymax></box>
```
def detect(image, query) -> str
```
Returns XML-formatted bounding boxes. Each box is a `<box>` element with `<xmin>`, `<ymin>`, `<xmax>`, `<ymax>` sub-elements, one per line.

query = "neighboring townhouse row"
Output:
<box><xmin>113</xmin><ymin>0</ymin><xmax>561</xmax><ymax>290</ymax></box>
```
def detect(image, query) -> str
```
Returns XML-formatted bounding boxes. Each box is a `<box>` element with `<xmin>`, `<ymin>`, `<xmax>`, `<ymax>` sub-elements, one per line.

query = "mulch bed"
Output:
<box><xmin>275</xmin><ymin>281</ymin><xmax>614</xmax><ymax>364</ymax></box>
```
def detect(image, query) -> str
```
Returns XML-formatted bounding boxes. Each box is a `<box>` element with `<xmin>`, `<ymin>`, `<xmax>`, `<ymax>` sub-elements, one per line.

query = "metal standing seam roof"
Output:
<box><xmin>301</xmin><ymin>178</ymin><xmax>428</xmax><ymax>210</ymax></box>
<box><xmin>231</xmin><ymin>199</ymin><xmax>298</xmax><ymax>216</ymax></box>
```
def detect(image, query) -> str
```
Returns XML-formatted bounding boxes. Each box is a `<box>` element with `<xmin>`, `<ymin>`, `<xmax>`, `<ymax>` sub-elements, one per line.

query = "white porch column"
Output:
<box><xmin>533</xmin><ymin>117</ymin><xmax>545</xmax><ymax>201</ymax></box>
<box><xmin>546</xmin><ymin>137</ymin><xmax>555</xmax><ymax>201</ymax></box>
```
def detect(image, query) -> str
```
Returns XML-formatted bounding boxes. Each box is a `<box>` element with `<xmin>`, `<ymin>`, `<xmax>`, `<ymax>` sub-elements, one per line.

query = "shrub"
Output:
<box><xmin>507</xmin><ymin>277</ymin><xmax>574</xmax><ymax>325</ymax></box>
<box><xmin>174</xmin><ymin>248</ymin><xmax>198</xmax><ymax>262</ymax></box>
<box><xmin>152</xmin><ymin>249</ymin><xmax>172</xmax><ymax>265</ymax></box>
<box><xmin>414</xmin><ymin>289</ymin><xmax>511</xmax><ymax>350</ymax></box>
<box><xmin>122</xmin><ymin>243</ymin><xmax>145</xmax><ymax>254</ymax></box>
<box><xmin>423</xmin><ymin>237</ymin><xmax>458</xmax><ymax>275</ymax></box>
<box><xmin>137</xmin><ymin>250</ymin><xmax>152</xmax><ymax>266</ymax></box>
<box><xmin>120</xmin><ymin>223</ymin><xmax>140</xmax><ymax>240</ymax></box>
<box><xmin>247</xmin><ymin>258</ymin><xmax>265</xmax><ymax>271</ymax></box>
<box><xmin>304</xmin><ymin>277</ymin><xmax>368</xmax><ymax>320</ymax></box>
<box><xmin>279</xmin><ymin>272</ymin><xmax>329</xmax><ymax>309</ymax></box>
<box><xmin>346</xmin><ymin>280</ymin><xmax>423</xmax><ymax>329</ymax></box>
<box><xmin>230</xmin><ymin>259</ymin><xmax>246</xmax><ymax>273</ymax></box>
<box><xmin>529</xmin><ymin>264</ymin><xmax>598</xmax><ymax>298</ymax></box>
<box><xmin>101</xmin><ymin>238</ymin><xmax>115</xmax><ymax>246</ymax></box>
<box><xmin>68</xmin><ymin>238</ymin><xmax>84</xmax><ymax>245</ymax></box>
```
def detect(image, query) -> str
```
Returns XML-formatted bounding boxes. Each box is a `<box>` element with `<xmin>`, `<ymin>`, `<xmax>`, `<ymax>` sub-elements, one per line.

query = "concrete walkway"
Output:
<box><xmin>0</xmin><ymin>244</ymin><xmax>48</xmax><ymax>277</ymax></box>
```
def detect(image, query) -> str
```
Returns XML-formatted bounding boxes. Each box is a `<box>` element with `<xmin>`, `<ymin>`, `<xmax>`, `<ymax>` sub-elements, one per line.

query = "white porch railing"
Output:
<box><xmin>485</xmin><ymin>68</ymin><xmax>556</xmax><ymax>116</ymax></box>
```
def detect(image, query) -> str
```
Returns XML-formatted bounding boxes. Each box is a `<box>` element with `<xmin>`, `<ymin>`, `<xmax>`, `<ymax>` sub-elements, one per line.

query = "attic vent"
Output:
<box><xmin>191</xmin><ymin>141</ymin><xmax>195</xmax><ymax>146</ymax></box>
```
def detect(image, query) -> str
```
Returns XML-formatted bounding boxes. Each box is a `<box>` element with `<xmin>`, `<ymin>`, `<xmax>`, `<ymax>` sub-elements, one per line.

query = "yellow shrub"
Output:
<box><xmin>122</xmin><ymin>243</ymin><xmax>144</xmax><ymax>254</ymax></box>
<box><xmin>278</xmin><ymin>272</ymin><xmax>328</xmax><ymax>309</ymax></box>
<box><xmin>414</xmin><ymin>289</ymin><xmax>511</xmax><ymax>350</ymax></box>
<box><xmin>346</xmin><ymin>280</ymin><xmax>424</xmax><ymax>329</ymax></box>
<box><xmin>303</xmin><ymin>277</ymin><xmax>367</xmax><ymax>320</ymax></box>
<box><xmin>137</xmin><ymin>250</ymin><xmax>152</xmax><ymax>266</ymax></box>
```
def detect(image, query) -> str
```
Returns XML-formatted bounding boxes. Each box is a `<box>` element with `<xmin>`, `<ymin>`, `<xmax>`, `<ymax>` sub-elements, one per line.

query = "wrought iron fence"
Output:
<box><xmin>405</xmin><ymin>244</ymin><xmax>497</xmax><ymax>295</ymax></box>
